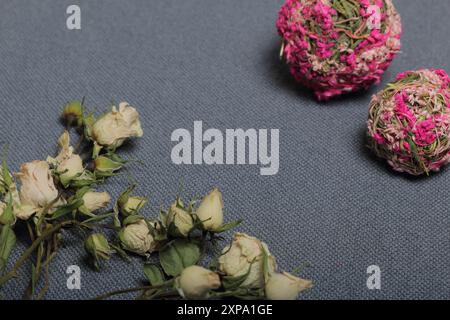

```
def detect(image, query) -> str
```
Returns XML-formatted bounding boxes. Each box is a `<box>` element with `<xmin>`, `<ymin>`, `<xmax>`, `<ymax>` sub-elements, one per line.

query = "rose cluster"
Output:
<box><xmin>0</xmin><ymin>100</ymin><xmax>312</xmax><ymax>300</ymax></box>
<box><xmin>0</xmin><ymin>99</ymin><xmax>144</xmax><ymax>297</ymax></box>
<box><xmin>277</xmin><ymin>0</ymin><xmax>402</xmax><ymax>100</ymax></box>
<box><xmin>367</xmin><ymin>69</ymin><xmax>450</xmax><ymax>175</ymax></box>
<box><xmin>95</xmin><ymin>188</ymin><xmax>312</xmax><ymax>301</ymax></box>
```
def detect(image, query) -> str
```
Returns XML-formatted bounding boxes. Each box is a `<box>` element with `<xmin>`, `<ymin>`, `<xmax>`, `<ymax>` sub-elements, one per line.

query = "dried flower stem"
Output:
<box><xmin>93</xmin><ymin>279</ymin><xmax>174</xmax><ymax>300</ymax></box>
<box><xmin>0</xmin><ymin>220</ymin><xmax>81</xmax><ymax>286</ymax></box>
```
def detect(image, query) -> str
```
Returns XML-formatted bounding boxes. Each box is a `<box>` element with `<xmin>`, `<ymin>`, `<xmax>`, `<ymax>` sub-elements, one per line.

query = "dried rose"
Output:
<box><xmin>47</xmin><ymin>131</ymin><xmax>84</xmax><ymax>186</ymax></box>
<box><xmin>62</xmin><ymin>100</ymin><xmax>83</xmax><ymax>125</ymax></box>
<box><xmin>196</xmin><ymin>188</ymin><xmax>224</xmax><ymax>232</ymax></box>
<box><xmin>118</xmin><ymin>194</ymin><xmax>147</xmax><ymax>217</ymax></box>
<box><xmin>119</xmin><ymin>218</ymin><xmax>155</xmax><ymax>255</ymax></box>
<box><xmin>176</xmin><ymin>266</ymin><xmax>221</xmax><ymax>299</ymax></box>
<box><xmin>14</xmin><ymin>160</ymin><xmax>62</xmax><ymax>220</ymax></box>
<box><xmin>166</xmin><ymin>203</ymin><xmax>194</xmax><ymax>237</ymax></box>
<box><xmin>85</xmin><ymin>233</ymin><xmax>113</xmax><ymax>261</ymax></box>
<box><xmin>265</xmin><ymin>272</ymin><xmax>312</xmax><ymax>300</ymax></box>
<box><xmin>81</xmin><ymin>191</ymin><xmax>111</xmax><ymax>213</ymax></box>
<box><xmin>218</xmin><ymin>233</ymin><xmax>276</xmax><ymax>289</ymax></box>
<box><xmin>92</xmin><ymin>102</ymin><xmax>143</xmax><ymax>149</ymax></box>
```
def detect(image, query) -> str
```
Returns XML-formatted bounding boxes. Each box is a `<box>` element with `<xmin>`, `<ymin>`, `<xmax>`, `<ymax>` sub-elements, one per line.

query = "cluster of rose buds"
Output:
<box><xmin>175</xmin><ymin>232</ymin><xmax>313</xmax><ymax>300</ymax></box>
<box><xmin>277</xmin><ymin>0</ymin><xmax>402</xmax><ymax>100</ymax></box>
<box><xmin>94</xmin><ymin>188</ymin><xmax>312</xmax><ymax>301</ymax></box>
<box><xmin>0</xmin><ymin>100</ymin><xmax>311</xmax><ymax>300</ymax></box>
<box><xmin>367</xmin><ymin>69</ymin><xmax>450</xmax><ymax>175</ymax></box>
<box><xmin>0</xmin><ymin>99</ymin><xmax>144</xmax><ymax>298</ymax></box>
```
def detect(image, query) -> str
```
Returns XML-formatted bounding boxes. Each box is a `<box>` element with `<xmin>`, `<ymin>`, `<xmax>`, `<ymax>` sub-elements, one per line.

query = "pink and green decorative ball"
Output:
<box><xmin>276</xmin><ymin>0</ymin><xmax>402</xmax><ymax>101</ymax></box>
<box><xmin>367</xmin><ymin>69</ymin><xmax>450</xmax><ymax>175</ymax></box>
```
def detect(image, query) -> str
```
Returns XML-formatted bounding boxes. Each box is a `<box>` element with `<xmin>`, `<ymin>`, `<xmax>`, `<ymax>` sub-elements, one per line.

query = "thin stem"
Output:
<box><xmin>94</xmin><ymin>286</ymin><xmax>154</xmax><ymax>300</ymax></box>
<box><xmin>0</xmin><ymin>220</ymin><xmax>79</xmax><ymax>286</ymax></box>
<box><xmin>94</xmin><ymin>280</ymin><xmax>174</xmax><ymax>300</ymax></box>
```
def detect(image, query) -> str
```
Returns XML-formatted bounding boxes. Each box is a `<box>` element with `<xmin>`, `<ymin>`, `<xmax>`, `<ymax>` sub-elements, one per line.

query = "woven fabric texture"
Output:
<box><xmin>0</xmin><ymin>0</ymin><xmax>449</xmax><ymax>299</ymax></box>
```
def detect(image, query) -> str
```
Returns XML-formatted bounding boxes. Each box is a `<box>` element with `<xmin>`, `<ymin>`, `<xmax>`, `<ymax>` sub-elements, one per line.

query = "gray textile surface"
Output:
<box><xmin>0</xmin><ymin>0</ymin><xmax>449</xmax><ymax>300</ymax></box>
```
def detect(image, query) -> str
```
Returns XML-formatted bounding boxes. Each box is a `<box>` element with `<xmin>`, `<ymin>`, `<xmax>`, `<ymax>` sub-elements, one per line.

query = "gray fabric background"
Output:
<box><xmin>0</xmin><ymin>0</ymin><xmax>449</xmax><ymax>300</ymax></box>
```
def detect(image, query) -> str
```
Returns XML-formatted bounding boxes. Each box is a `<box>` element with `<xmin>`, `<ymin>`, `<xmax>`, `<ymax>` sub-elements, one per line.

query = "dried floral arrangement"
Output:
<box><xmin>367</xmin><ymin>69</ymin><xmax>450</xmax><ymax>175</ymax></box>
<box><xmin>0</xmin><ymin>100</ymin><xmax>312</xmax><ymax>300</ymax></box>
<box><xmin>277</xmin><ymin>0</ymin><xmax>402</xmax><ymax>100</ymax></box>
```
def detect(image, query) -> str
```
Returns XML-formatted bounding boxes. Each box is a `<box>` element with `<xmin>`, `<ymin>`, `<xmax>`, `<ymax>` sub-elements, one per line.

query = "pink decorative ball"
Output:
<box><xmin>276</xmin><ymin>0</ymin><xmax>402</xmax><ymax>101</ymax></box>
<box><xmin>367</xmin><ymin>69</ymin><xmax>450</xmax><ymax>175</ymax></box>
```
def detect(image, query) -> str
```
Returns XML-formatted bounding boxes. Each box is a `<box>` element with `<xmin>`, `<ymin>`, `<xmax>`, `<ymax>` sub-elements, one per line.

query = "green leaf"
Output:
<box><xmin>47</xmin><ymin>199</ymin><xmax>84</xmax><ymax>221</ymax></box>
<box><xmin>143</xmin><ymin>264</ymin><xmax>165</xmax><ymax>286</ymax></box>
<box><xmin>122</xmin><ymin>215</ymin><xmax>144</xmax><ymax>226</ymax></box>
<box><xmin>159</xmin><ymin>240</ymin><xmax>201</xmax><ymax>277</ymax></box>
<box><xmin>116</xmin><ymin>185</ymin><xmax>135</xmax><ymax>210</ymax></box>
<box><xmin>221</xmin><ymin>264</ymin><xmax>252</xmax><ymax>291</ymax></box>
<box><xmin>212</xmin><ymin>219</ymin><xmax>243</xmax><ymax>234</ymax></box>
<box><xmin>82</xmin><ymin>212</ymin><xmax>115</xmax><ymax>224</ymax></box>
<box><xmin>0</xmin><ymin>225</ymin><xmax>16</xmax><ymax>274</ymax></box>
<box><xmin>0</xmin><ymin>194</ymin><xmax>15</xmax><ymax>225</ymax></box>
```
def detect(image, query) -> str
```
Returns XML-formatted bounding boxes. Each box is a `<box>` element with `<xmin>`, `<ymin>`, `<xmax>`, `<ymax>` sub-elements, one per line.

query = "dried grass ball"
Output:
<box><xmin>276</xmin><ymin>0</ymin><xmax>402</xmax><ymax>101</ymax></box>
<box><xmin>367</xmin><ymin>69</ymin><xmax>450</xmax><ymax>175</ymax></box>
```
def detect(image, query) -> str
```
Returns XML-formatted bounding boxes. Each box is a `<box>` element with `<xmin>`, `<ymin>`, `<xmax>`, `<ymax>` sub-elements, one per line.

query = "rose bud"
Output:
<box><xmin>14</xmin><ymin>160</ymin><xmax>62</xmax><ymax>220</ymax></box>
<box><xmin>119</xmin><ymin>196</ymin><xmax>147</xmax><ymax>217</ymax></box>
<box><xmin>218</xmin><ymin>233</ymin><xmax>276</xmax><ymax>289</ymax></box>
<box><xmin>119</xmin><ymin>218</ymin><xmax>155</xmax><ymax>255</ymax></box>
<box><xmin>47</xmin><ymin>131</ymin><xmax>84</xmax><ymax>186</ymax></box>
<box><xmin>81</xmin><ymin>191</ymin><xmax>111</xmax><ymax>213</ymax></box>
<box><xmin>166</xmin><ymin>203</ymin><xmax>194</xmax><ymax>237</ymax></box>
<box><xmin>196</xmin><ymin>188</ymin><xmax>224</xmax><ymax>232</ymax></box>
<box><xmin>62</xmin><ymin>100</ymin><xmax>83</xmax><ymax>126</ymax></box>
<box><xmin>84</xmin><ymin>233</ymin><xmax>113</xmax><ymax>266</ymax></box>
<box><xmin>92</xmin><ymin>102</ymin><xmax>143</xmax><ymax>149</ymax></box>
<box><xmin>94</xmin><ymin>155</ymin><xmax>124</xmax><ymax>174</ymax></box>
<box><xmin>265</xmin><ymin>272</ymin><xmax>313</xmax><ymax>300</ymax></box>
<box><xmin>176</xmin><ymin>266</ymin><xmax>221</xmax><ymax>299</ymax></box>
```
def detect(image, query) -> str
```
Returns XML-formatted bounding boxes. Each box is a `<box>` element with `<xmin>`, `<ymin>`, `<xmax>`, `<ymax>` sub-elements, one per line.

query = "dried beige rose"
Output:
<box><xmin>196</xmin><ymin>188</ymin><xmax>224</xmax><ymax>231</ymax></box>
<box><xmin>47</xmin><ymin>131</ymin><xmax>84</xmax><ymax>185</ymax></box>
<box><xmin>92</xmin><ymin>102</ymin><xmax>143</xmax><ymax>149</ymax></box>
<box><xmin>265</xmin><ymin>272</ymin><xmax>313</xmax><ymax>300</ymax></box>
<box><xmin>119</xmin><ymin>219</ymin><xmax>155</xmax><ymax>255</ymax></box>
<box><xmin>166</xmin><ymin>203</ymin><xmax>194</xmax><ymax>237</ymax></box>
<box><xmin>218</xmin><ymin>233</ymin><xmax>276</xmax><ymax>289</ymax></box>
<box><xmin>14</xmin><ymin>160</ymin><xmax>61</xmax><ymax>220</ymax></box>
<box><xmin>82</xmin><ymin>191</ymin><xmax>111</xmax><ymax>212</ymax></box>
<box><xmin>176</xmin><ymin>266</ymin><xmax>221</xmax><ymax>299</ymax></box>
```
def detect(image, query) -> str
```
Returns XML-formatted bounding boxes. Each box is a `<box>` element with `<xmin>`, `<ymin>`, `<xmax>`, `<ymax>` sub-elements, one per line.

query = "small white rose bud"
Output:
<box><xmin>166</xmin><ymin>203</ymin><xmax>194</xmax><ymax>237</ymax></box>
<box><xmin>82</xmin><ymin>191</ymin><xmax>111</xmax><ymax>212</ymax></box>
<box><xmin>120</xmin><ymin>196</ymin><xmax>147</xmax><ymax>216</ymax></box>
<box><xmin>15</xmin><ymin>160</ymin><xmax>59</xmax><ymax>220</ymax></box>
<box><xmin>85</xmin><ymin>233</ymin><xmax>113</xmax><ymax>260</ymax></box>
<box><xmin>94</xmin><ymin>155</ymin><xmax>124</xmax><ymax>173</ymax></box>
<box><xmin>119</xmin><ymin>219</ymin><xmax>155</xmax><ymax>255</ymax></box>
<box><xmin>196</xmin><ymin>188</ymin><xmax>224</xmax><ymax>231</ymax></box>
<box><xmin>62</xmin><ymin>100</ymin><xmax>83</xmax><ymax>125</ymax></box>
<box><xmin>176</xmin><ymin>266</ymin><xmax>221</xmax><ymax>299</ymax></box>
<box><xmin>47</xmin><ymin>131</ymin><xmax>84</xmax><ymax>185</ymax></box>
<box><xmin>218</xmin><ymin>233</ymin><xmax>276</xmax><ymax>289</ymax></box>
<box><xmin>265</xmin><ymin>272</ymin><xmax>313</xmax><ymax>300</ymax></box>
<box><xmin>92</xmin><ymin>102</ymin><xmax>143</xmax><ymax>149</ymax></box>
